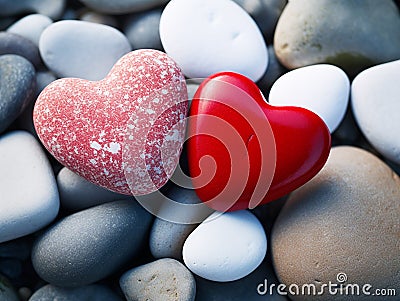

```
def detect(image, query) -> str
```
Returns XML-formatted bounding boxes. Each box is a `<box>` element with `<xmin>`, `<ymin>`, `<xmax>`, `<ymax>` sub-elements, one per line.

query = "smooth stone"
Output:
<box><xmin>78</xmin><ymin>0</ymin><xmax>170</xmax><ymax>14</ymax></box>
<box><xmin>351</xmin><ymin>60</ymin><xmax>400</xmax><ymax>164</ymax></box>
<box><xmin>120</xmin><ymin>258</ymin><xmax>196</xmax><ymax>301</ymax></box>
<box><xmin>57</xmin><ymin>167</ymin><xmax>131</xmax><ymax>211</ymax></box>
<box><xmin>149</xmin><ymin>186</ymin><xmax>208</xmax><ymax>260</ymax></box>
<box><xmin>0</xmin><ymin>32</ymin><xmax>42</xmax><ymax>68</ymax></box>
<box><xmin>32</xmin><ymin>200</ymin><xmax>152</xmax><ymax>287</ymax></box>
<box><xmin>183</xmin><ymin>210</ymin><xmax>267</xmax><ymax>282</ymax></box>
<box><xmin>195</xmin><ymin>259</ymin><xmax>287</xmax><ymax>301</ymax></box>
<box><xmin>274</xmin><ymin>0</ymin><xmax>400</xmax><ymax>75</ymax></box>
<box><xmin>268</xmin><ymin>64</ymin><xmax>350</xmax><ymax>133</ymax></box>
<box><xmin>272</xmin><ymin>146</ymin><xmax>400</xmax><ymax>300</ymax></box>
<box><xmin>124</xmin><ymin>8</ymin><xmax>163</xmax><ymax>50</ymax></box>
<box><xmin>0</xmin><ymin>0</ymin><xmax>65</xmax><ymax>19</ymax></box>
<box><xmin>39</xmin><ymin>20</ymin><xmax>131</xmax><ymax>80</ymax></box>
<box><xmin>29</xmin><ymin>284</ymin><xmax>123</xmax><ymax>301</ymax></box>
<box><xmin>232</xmin><ymin>0</ymin><xmax>287</xmax><ymax>42</ymax></box>
<box><xmin>160</xmin><ymin>0</ymin><xmax>268</xmax><ymax>81</ymax></box>
<box><xmin>79</xmin><ymin>11</ymin><xmax>119</xmax><ymax>28</ymax></box>
<box><xmin>0</xmin><ymin>131</ymin><xmax>59</xmax><ymax>243</ymax></box>
<box><xmin>7</xmin><ymin>14</ymin><xmax>53</xmax><ymax>46</ymax></box>
<box><xmin>0</xmin><ymin>274</ymin><xmax>19</xmax><ymax>301</ymax></box>
<box><xmin>0</xmin><ymin>55</ymin><xmax>36</xmax><ymax>134</ymax></box>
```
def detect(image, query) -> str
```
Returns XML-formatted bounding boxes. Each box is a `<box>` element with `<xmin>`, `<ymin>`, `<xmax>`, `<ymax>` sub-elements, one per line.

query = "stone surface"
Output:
<box><xmin>272</xmin><ymin>146</ymin><xmax>400</xmax><ymax>300</ymax></box>
<box><xmin>34</xmin><ymin>49</ymin><xmax>188</xmax><ymax>195</ymax></box>
<box><xmin>0</xmin><ymin>32</ymin><xmax>42</xmax><ymax>68</ymax></box>
<box><xmin>57</xmin><ymin>167</ymin><xmax>131</xmax><ymax>211</ymax></box>
<box><xmin>268</xmin><ymin>64</ymin><xmax>350</xmax><ymax>132</ymax></box>
<box><xmin>29</xmin><ymin>284</ymin><xmax>123</xmax><ymax>301</ymax></box>
<box><xmin>39</xmin><ymin>20</ymin><xmax>131</xmax><ymax>80</ymax></box>
<box><xmin>0</xmin><ymin>131</ymin><xmax>59</xmax><ymax>243</ymax></box>
<box><xmin>160</xmin><ymin>0</ymin><xmax>268</xmax><ymax>81</ymax></box>
<box><xmin>183</xmin><ymin>210</ymin><xmax>267</xmax><ymax>282</ymax></box>
<box><xmin>352</xmin><ymin>60</ymin><xmax>400</xmax><ymax>164</ymax></box>
<box><xmin>79</xmin><ymin>10</ymin><xmax>118</xmax><ymax>27</ymax></box>
<box><xmin>124</xmin><ymin>8</ymin><xmax>163</xmax><ymax>50</ymax></box>
<box><xmin>78</xmin><ymin>0</ymin><xmax>170</xmax><ymax>14</ymax></box>
<box><xmin>274</xmin><ymin>0</ymin><xmax>400</xmax><ymax>75</ymax></box>
<box><xmin>120</xmin><ymin>258</ymin><xmax>196</xmax><ymax>301</ymax></box>
<box><xmin>0</xmin><ymin>55</ymin><xmax>36</xmax><ymax>134</ymax></box>
<box><xmin>0</xmin><ymin>274</ymin><xmax>19</xmax><ymax>301</ymax></box>
<box><xmin>7</xmin><ymin>14</ymin><xmax>53</xmax><ymax>46</ymax></box>
<box><xmin>0</xmin><ymin>0</ymin><xmax>65</xmax><ymax>19</ymax></box>
<box><xmin>31</xmin><ymin>200</ymin><xmax>152</xmax><ymax>287</ymax></box>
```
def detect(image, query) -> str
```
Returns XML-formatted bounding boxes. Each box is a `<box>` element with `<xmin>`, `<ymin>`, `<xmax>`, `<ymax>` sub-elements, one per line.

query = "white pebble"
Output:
<box><xmin>7</xmin><ymin>14</ymin><xmax>53</xmax><ymax>46</ymax></box>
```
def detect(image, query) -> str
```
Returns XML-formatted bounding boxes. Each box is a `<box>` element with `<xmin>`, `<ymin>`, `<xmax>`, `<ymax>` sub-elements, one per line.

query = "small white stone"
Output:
<box><xmin>183</xmin><ymin>210</ymin><xmax>267</xmax><ymax>282</ymax></box>
<box><xmin>7</xmin><ymin>14</ymin><xmax>53</xmax><ymax>46</ymax></box>
<box><xmin>268</xmin><ymin>64</ymin><xmax>350</xmax><ymax>133</ymax></box>
<box><xmin>0</xmin><ymin>131</ymin><xmax>59</xmax><ymax>243</ymax></box>
<box><xmin>160</xmin><ymin>0</ymin><xmax>268</xmax><ymax>82</ymax></box>
<box><xmin>351</xmin><ymin>60</ymin><xmax>400</xmax><ymax>164</ymax></box>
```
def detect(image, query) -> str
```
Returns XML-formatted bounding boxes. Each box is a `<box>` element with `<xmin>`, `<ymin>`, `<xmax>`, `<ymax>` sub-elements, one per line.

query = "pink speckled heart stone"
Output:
<box><xmin>34</xmin><ymin>49</ymin><xmax>188</xmax><ymax>195</ymax></box>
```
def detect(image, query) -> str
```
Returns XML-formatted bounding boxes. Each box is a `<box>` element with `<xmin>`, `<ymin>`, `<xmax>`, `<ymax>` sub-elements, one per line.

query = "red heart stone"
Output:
<box><xmin>187</xmin><ymin>72</ymin><xmax>331</xmax><ymax>211</ymax></box>
<box><xmin>34</xmin><ymin>49</ymin><xmax>188</xmax><ymax>195</ymax></box>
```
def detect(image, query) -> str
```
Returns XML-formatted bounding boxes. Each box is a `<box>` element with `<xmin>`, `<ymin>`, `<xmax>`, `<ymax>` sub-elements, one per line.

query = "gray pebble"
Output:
<box><xmin>0</xmin><ymin>55</ymin><xmax>36</xmax><ymax>134</ymax></box>
<box><xmin>120</xmin><ymin>258</ymin><xmax>196</xmax><ymax>301</ymax></box>
<box><xmin>0</xmin><ymin>32</ymin><xmax>42</xmax><ymax>69</ymax></box>
<box><xmin>79</xmin><ymin>10</ymin><xmax>119</xmax><ymax>27</ymax></box>
<box><xmin>0</xmin><ymin>0</ymin><xmax>65</xmax><ymax>19</ymax></box>
<box><xmin>78</xmin><ymin>0</ymin><xmax>170</xmax><ymax>14</ymax></box>
<box><xmin>57</xmin><ymin>167</ymin><xmax>131</xmax><ymax>211</ymax></box>
<box><xmin>29</xmin><ymin>284</ymin><xmax>123</xmax><ymax>301</ymax></box>
<box><xmin>124</xmin><ymin>9</ymin><xmax>163</xmax><ymax>50</ymax></box>
<box><xmin>32</xmin><ymin>200</ymin><xmax>153</xmax><ymax>287</ymax></box>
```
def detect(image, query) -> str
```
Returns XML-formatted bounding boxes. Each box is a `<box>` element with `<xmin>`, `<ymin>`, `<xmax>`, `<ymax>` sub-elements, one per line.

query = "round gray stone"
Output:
<box><xmin>29</xmin><ymin>284</ymin><xmax>123</xmax><ymax>301</ymax></box>
<box><xmin>32</xmin><ymin>199</ymin><xmax>153</xmax><ymax>287</ymax></box>
<box><xmin>274</xmin><ymin>0</ymin><xmax>400</xmax><ymax>75</ymax></box>
<box><xmin>120</xmin><ymin>258</ymin><xmax>196</xmax><ymax>301</ymax></box>
<box><xmin>0</xmin><ymin>55</ymin><xmax>36</xmax><ymax>134</ymax></box>
<box><xmin>124</xmin><ymin>8</ymin><xmax>163</xmax><ymax>50</ymax></box>
<box><xmin>78</xmin><ymin>0</ymin><xmax>170</xmax><ymax>14</ymax></box>
<box><xmin>7</xmin><ymin>14</ymin><xmax>53</xmax><ymax>46</ymax></box>
<box><xmin>0</xmin><ymin>0</ymin><xmax>65</xmax><ymax>19</ymax></box>
<box><xmin>271</xmin><ymin>146</ymin><xmax>400</xmax><ymax>301</ymax></box>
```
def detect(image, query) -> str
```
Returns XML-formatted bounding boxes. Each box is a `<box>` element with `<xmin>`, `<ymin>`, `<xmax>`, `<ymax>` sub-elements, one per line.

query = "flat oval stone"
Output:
<box><xmin>0</xmin><ymin>131</ymin><xmax>59</xmax><ymax>243</ymax></box>
<box><xmin>31</xmin><ymin>200</ymin><xmax>153</xmax><ymax>287</ymax></box>
<box><xmin>78</xmin><ymin>0</ymin><xmax>170</xmax><ymax>14</ymax></box>
<box><xmin>0</xmin><ymin>54</ymin><xmax>36</xmax><ymax>134</ymax></box>
<box><xmin>183</xmin><ymin>210</ymin><xmax>267</xmax><ymax>282</ymax></box>
<box><xmin>7</xmin><ymin>14</ymin><xmax>52</xmax><ymax>46</ymax></box>
<box><xmin>120</xmin><ymin>258</ymin><xmax>196</xmax><ymax>301</ymax></box>
<box><xmin>39</xmin><ymin>20</ymin><xmax>131</xmax><ymax>80</ymax></box>
<box><xmin>160</xmin><ymin>0</ymin><xmax>268</xmax><ymax>81</ymax></box>
<box><xmin>352</xmin><ymin>60</ymin><xmax>400</xmax><ymax>164</ymax></box>
<box><xmin>0</xmin><ymin>32</ymin><xmax>42</xmax><ymax>68</ymax></box>
<box><xmin>0</xmin><ymin>0</ymin><xmax>65</xmax><ymax>19</ymax></box>
<box><xmin>268</xmin><ymin>64</ymin><xmax>350</xmax><ymax>133</ymax></box>
<box><xmin>30</xmin><ymin>284</ymin><xmax>123</xmax><ymax>301</ymax></box>
<box><xmin>274</xmin><ymin>0</ymin><xmax>400</xmax><ymax>75</ymax></box>
<box><xmin>272</xmin><ymin>146</ymin><xmax>400</xmax><ymax>300</ymax></box>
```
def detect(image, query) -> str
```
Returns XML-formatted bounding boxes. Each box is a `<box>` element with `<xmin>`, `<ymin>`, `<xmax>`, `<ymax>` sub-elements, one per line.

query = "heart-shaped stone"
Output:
<box><xmin>34</xmin><ymin>49</ymin><xmax>188</xmax><ymax>195</ymax></box>
<box><xmin>187</xmin><ymin>72</ymin><xmax>331</xmax><ymax>211</ymax></box>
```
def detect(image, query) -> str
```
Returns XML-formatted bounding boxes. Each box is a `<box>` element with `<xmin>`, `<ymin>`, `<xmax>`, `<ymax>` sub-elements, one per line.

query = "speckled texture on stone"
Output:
<box><xmin>0</xmin><ymin>55</ymin><xmax>36</xmax><ymax>134</ymax></box>
<box><xmin>120</xmin><ymin>258</ymin><xmax>196</xmax><ymax>301</ymax></box>
<box><xmin>0</xmin><ymin>32</ymin><xmax>42</xmax><ymax>68</ymax></box>
<box><xmin>33</xmin><ymin>49</ymin><xmax>188</xmax><ymax>195</ymax></box>
<box><xmin>274</xmin><ymin>0</ymin><xmax>400</xmax><ymax>75</ymax></box>
<box><xmin>7</xmin><ymin>14</ymin><xmax>53</xmax><ymax>46</ymax></box>
<box><xmin>272</xmin><ymin>146</ymin><xmax>400</xmax><ymax>301</ymax></box>
<box><xmin>0</xmin><ymin>0</ymin><xmax>65</xmax><ymax>19</ymax></box>
<box><xmin>31</xmin><ymin>200</ymin><xmax>153</xmax><ymax>287</ymax></box>
<box><xmin>29</xmin><ymin>284</ymin><xmax>123</xmax><ymax>301</ymax></box>
<box><xmin>78</xmin><ymin>0</ymin><xmax>170</xmax><ymax>14</ymax></box>
<box><xmin>124</xmin><ymin>9</ymin><xmax>163</xmax><ymax>50</ymax></box>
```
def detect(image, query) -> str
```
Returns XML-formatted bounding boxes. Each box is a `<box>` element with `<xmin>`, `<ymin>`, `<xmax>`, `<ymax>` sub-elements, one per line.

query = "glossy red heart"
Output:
<box><xmin>187</xmin><ymin>72</ymin><xmax>331</xmax><ymax>211</ymax></box>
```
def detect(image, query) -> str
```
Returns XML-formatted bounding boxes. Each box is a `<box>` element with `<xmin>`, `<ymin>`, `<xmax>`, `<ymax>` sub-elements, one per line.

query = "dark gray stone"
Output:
<box><xmin>0</xmin><ymin>32</ymin><xmax>42</xmax><ymax>68</ymax></box>
<box><xmin>29</xmin><ymin>284</ymin><xmax>123</xmax><ymax>301</ymax></box>
<box><xmin>0</xmin><ymin>0</ymin><xmax>65</xmax><ymax>19</ymax></box>
<box><xmin>0</xmin><ymin>54</ymin><xmax>36</xmax><ymax>134</ymax></box>
<box><xmin>124</xmin><ymin>9</ymin><xmax>163</xmax><ymax>50</ymax></box>
<box><xmin>0</xmin><ymin>274</ymin><xmax>19</xmax><ymax>301</ymax></box>
<box><xmin>0</xmin><ymin>258</ymin><xmax>22</xmax><ymax>279</ymax></box>
<box><xmin>120</xmin><ymin>258</ymin><xmax>196</xmax><ymax>301</ymax></box>
<box><xmin>32</xmin><ymin>200</ymin><xmax>153</xmax><ymax>287</ymax></box>
<box><xmin>78</xmin><ymin>0</ymin><xmax>170</xmax><ymax>14</ymax></box>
